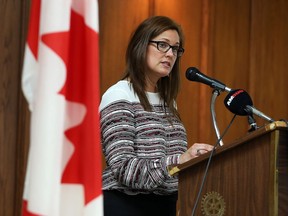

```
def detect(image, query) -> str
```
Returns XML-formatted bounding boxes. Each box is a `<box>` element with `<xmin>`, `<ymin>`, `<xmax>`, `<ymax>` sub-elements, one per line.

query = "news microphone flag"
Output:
<box><xmin>21</xmin><ymin>0</ymin><xmax>102</xmax><ymax>215</ymax></box>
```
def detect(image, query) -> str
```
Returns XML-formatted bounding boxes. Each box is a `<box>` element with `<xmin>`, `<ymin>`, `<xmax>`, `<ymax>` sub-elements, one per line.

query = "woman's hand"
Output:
<box><xmin>179</xmin><ymin>143</ymin><xmax>214</xmax><ymax>164</ymax></box>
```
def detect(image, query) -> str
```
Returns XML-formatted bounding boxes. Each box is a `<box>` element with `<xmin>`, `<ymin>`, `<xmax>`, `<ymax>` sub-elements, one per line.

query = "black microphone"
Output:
<box><xmin>224</xmin><ymin>89</ymin><xmax>274</xmax><ymax>122</ymax></box>
<box><xmin>186</xmin><ymin>67</ymin><xmax>231</xmax><ymax>92</ymax></box>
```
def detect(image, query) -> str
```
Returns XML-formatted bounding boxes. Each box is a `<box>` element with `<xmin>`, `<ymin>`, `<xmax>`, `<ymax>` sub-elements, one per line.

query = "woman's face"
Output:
<box><xmin>146</xmin><ymin>29</ymin><xmax>180</xmax><ymax>82</ymax></box>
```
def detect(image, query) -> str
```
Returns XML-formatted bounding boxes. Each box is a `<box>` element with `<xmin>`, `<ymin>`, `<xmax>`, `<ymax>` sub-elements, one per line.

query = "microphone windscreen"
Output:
<box><xmin>224</xmin><ymin>89</ymin><xmax>253</xmax><ymax>116</ymax></box>
<box><xmin>186</xmin><ymin>67</ymin><xmax>200</xmax><ymax>81</ymax></box>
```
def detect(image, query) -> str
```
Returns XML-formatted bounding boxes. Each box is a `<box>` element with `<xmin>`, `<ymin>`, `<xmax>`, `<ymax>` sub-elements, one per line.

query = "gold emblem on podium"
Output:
<box><xmin>201</xmin><ymin>191</ymin><xmax>226</xmax><ymax>216</ymax></box>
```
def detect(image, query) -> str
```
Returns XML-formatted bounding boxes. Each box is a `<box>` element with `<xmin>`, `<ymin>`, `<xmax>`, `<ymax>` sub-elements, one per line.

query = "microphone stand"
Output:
<box><xmin>248</xmin><ymin>115</ymin><xmax>258</xmax><ymax>132</ymax></box>
<box><xmin>210</xmin><ymin>89</ymin><xmax>224</xmax><ymax>146</ymax></box>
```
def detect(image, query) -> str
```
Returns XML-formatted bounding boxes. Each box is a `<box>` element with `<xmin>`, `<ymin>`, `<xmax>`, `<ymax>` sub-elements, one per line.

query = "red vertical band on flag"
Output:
<box><xmin>41</xmin><ymin>9</ymin><xmax>102</xmax><ymax>205</ymax></box>
<box><xmin>27</xmin><ymin>0</ymin><xmax>41</xmax><ymax>59</ymax></box>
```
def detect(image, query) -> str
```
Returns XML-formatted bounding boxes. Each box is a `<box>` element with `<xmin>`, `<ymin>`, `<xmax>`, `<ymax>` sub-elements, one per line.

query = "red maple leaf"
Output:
<box><xmin>41</xmin><ymin>9</ymin><xmax>102</xmax><ymax>205</ymax></box>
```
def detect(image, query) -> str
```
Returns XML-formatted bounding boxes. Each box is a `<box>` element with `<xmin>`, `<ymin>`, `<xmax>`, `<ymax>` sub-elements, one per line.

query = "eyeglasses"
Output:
<box><xmin>149</xmin><ymin>41</ymin><xmax>184</xmax><ymax>57</ymax></box>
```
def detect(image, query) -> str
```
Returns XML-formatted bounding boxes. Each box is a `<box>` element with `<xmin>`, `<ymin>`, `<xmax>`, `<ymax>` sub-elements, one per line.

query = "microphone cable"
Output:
<box><xmin>191</xmin><ymin>114</ymin><xmax>237</xmax><ymax>216</ymax></box>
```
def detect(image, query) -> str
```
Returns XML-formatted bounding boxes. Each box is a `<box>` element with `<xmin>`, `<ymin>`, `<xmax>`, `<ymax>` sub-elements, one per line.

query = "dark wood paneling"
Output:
<box><xmin>250</xmin><ymin>0</ymin><xmax>288</xmax><ymax>124</ymax></box>
<box><xmin>207</xmin><ymin>0</ymin><xmax>253</xmax><ymax>144</ymax></box>
<box><xmin>99</xmin><ymin>0</ymin><xmax>151</xmax><ymax>95</ymax></box>
<box><xmin>0</xmin><ymin>0</ymin><xmax>30</xmax><ymax>215</ymax></box>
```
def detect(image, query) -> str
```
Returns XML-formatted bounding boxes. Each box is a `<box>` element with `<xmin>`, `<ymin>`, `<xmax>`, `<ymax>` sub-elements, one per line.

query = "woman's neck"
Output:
<box><xmin>145</xmin><ymin>75</ymin><xmax>158</xmax><ymax>93</ymax></box>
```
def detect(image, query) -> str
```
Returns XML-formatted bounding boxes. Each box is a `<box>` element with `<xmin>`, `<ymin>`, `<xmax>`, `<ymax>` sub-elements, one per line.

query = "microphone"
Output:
<box><xmin>245</xmin><ymin>105</ymin><xmax>274</xmax><ymax>123</ymax></box>
<box><xmin>186</xmin><ymin>67</ymin><xmax>231</xmax><ymax>92</ymax></box>
<box><xmin>224</xmin><ymin>89</ymin><xmax>274</xmax><ymax>123</ymax></box>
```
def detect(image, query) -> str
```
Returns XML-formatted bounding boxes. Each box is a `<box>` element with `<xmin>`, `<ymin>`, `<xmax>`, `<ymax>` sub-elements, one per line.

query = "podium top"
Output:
<box><xmin>169</xmin><ymin>120</ymin><xmax>287</xmax><ymax>176</ymax></box>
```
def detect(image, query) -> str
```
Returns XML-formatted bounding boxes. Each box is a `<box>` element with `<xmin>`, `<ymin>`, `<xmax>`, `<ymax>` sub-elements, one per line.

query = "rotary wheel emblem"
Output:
<box><xmin>201</xmin><ymin>191</ymin><xmax>226</xmax><ymax>216</ymax></box>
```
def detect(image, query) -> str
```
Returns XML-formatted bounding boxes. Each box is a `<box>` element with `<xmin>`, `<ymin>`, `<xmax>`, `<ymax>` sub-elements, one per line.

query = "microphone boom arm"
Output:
<box><xmin>211</xmin><ymin>89</ymin><xmax>224</xmax><ymax>146</ymax></box>
<box><xmin>245</xmin><ymin>105</ymin><xmax>274</xmax><ymax>123</ymax></box>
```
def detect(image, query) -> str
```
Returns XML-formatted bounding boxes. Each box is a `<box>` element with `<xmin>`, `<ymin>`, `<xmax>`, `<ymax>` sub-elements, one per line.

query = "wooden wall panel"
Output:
<box><xmin>0</xmin><ymin>0</ymin><xmax>31</xmax><ymax>215</ymax></box>
<box><xmin>250</xmin><ymin>0</ymin><xmax>288</xmax><ymax>124</ymax></box>
<box><xmin>208</xmin><ymin>0</ymin><xmax>288</xmax><ymax>144</ymax></box>
<box><xmin>208</xmin><ymin>0</ymin><xmax>253</xmax><ymax>144</ymax></box>
<box><xmin>99</xmin><ymin>0</ymin><xmax>152</xmax><ymax>95</ymax></box>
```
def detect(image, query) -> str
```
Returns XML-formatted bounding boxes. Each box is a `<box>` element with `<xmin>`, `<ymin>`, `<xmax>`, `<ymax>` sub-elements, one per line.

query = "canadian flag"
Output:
<box><xmin>21</xmin><ymin>0</ymin><xmax>102</xmax><ymax>215</ymax></box>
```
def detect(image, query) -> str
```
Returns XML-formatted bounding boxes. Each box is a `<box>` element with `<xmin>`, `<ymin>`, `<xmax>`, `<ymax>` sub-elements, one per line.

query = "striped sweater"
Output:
<box><xmin>99</xmin><ymin>80</ymin><xmax>187</xmax><ymax>195</ymax></box>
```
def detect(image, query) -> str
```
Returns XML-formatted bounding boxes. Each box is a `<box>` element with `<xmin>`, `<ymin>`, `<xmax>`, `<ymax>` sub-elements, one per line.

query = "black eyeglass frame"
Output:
<box><xmin>149</xmin><ymin>40</ymin><xmax>185</xmax><ymax>57</ymax></box>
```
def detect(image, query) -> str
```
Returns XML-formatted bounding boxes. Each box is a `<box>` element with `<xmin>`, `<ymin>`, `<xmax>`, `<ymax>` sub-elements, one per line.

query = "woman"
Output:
<box><xmin>100</xmin><ymin>16</ymin><xmax>213</xmax><ymax>216</ymax></box>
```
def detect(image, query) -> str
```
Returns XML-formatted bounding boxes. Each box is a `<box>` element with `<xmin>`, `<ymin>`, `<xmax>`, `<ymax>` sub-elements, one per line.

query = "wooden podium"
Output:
<box><xmin>169</xmin><ymin>121</ymin><xmax>288</xmax><ymax>216</ymax></box>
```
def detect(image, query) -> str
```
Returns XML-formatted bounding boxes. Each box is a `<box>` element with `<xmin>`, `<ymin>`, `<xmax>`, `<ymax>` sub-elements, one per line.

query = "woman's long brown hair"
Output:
<box><xmin>123</xmin><ymin>16</ymin><xmax>185</xmax><ymax>120</ymax></box>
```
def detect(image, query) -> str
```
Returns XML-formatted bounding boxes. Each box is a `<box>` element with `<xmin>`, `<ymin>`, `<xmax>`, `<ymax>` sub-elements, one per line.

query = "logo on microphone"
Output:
<box><xmin>226</xmin><ymin>89</ymin><xmax>244</xmax><ymax>106</ymax></box>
